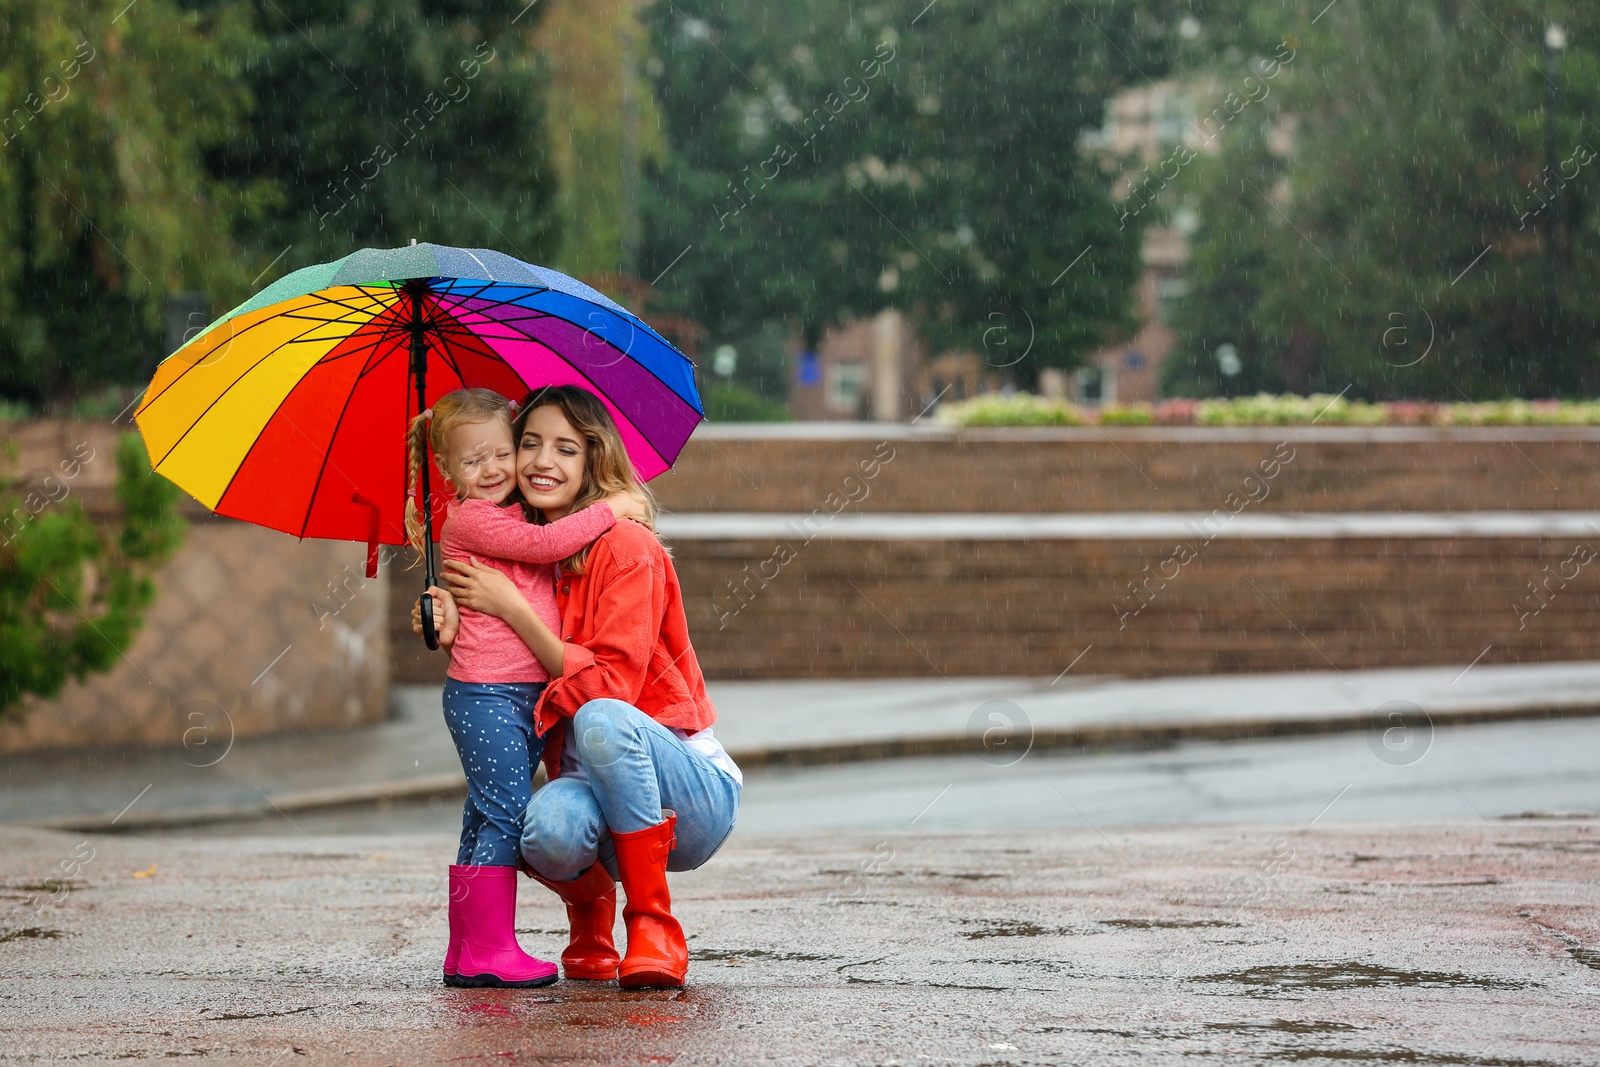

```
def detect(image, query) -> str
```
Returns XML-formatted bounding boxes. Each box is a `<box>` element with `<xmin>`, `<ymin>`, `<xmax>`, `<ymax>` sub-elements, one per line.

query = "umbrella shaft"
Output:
<box><xmin>410</xmin><ymin>284</ymin><xmax>438</xmax><ymax>592</ymax></box>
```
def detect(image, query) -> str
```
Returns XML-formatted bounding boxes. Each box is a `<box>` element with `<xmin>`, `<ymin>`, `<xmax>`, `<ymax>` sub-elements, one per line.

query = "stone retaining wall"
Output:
<box><xmin>2</xmin><ymin>421</ymin><xmax>389</xmax><ymax>753</ymax></box>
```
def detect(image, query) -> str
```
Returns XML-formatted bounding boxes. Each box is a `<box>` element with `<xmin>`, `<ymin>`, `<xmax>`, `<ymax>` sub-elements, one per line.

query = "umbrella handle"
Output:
<box><xmin>420</xmin><ymin>590</ymin><xmax>440</xmax><ymax>651</ymax></box>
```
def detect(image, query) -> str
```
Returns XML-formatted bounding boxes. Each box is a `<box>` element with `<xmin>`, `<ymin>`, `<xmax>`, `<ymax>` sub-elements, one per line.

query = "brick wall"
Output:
<box><xmin>677</xmin><ymin>536</ymin><xmax>1599</xmax><ymax>678</ymax></box>
<box><xmin>651</xmin><ymin>427</ymin><xmax>1600</xmax><ymax>513</ymax></box>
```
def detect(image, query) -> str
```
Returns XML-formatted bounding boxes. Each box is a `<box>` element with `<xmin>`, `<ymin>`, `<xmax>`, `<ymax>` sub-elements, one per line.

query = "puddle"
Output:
<box><xmin>0</xmin><ymin>927</ymin><xmax>65</xmax><ymax>943</ymax></box>
<box><xmin>689</xmin><ymin>947</ymin><xmax>838</xmax><ymax>963</ymax></box>
<box><xmin>1101</xmin><ymin>918</ymin><xmax>1241</xmax><ymax>930</ymax></box>
<box><xmin>203</xmin><ymin>1005</ymin><xmax>315</xmax><ymax>1022</ymax></box>
<box><xmin>919</xmin><ymin>870</ymin><xmax>1005</xmax><ymax>881</ymax></box>
<box><xmin>985</xmin><ymin>959</ymin><xmax>1083</xmax><ymax>976</ymax></box>
<box><xmin>1529</xmin><ymin>922</ymin><xmax>1600</xmax><ymax>973</ymax></box>
<box><xmin>1206</xmin><ymin>1019</ymin><xmax>1363</xmax><ymax>1035</ymax></box>
<box><xmin>3</xmin><ymin>879</ymin><xmax>85</xmax><ymax>894</ymax></box>
<box><xmin>960</xmin><ymin>920</ymin><xmax>1073</xmax><ymax>939</ymax></box>
<box><xmin>1195</xmin><ymin>962</ymin><xmax>1525</xmax><ymax>993</ymax></box>
<box><xmin>1566</xmin><ymin>943</ymin><xmax>1600</xmax><ymax>972</ymax></box>
<box><xmin>844</xmin><ymin>975</ymin><xmax>1014</xmax><ymax>992</ymax></box>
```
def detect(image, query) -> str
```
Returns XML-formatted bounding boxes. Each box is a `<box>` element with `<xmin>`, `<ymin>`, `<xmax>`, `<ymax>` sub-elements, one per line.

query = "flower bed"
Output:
<box><xmin>936</xmin><ymin>393</ymin><xmax>1600</xmax><ymax>427</ymax></box>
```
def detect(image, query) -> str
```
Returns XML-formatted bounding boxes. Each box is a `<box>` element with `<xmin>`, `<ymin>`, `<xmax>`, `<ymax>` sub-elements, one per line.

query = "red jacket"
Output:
<box><xmin>535</xmin><ymin>519</ymin><xmax>717</xmax><ymax>779</ymax></box>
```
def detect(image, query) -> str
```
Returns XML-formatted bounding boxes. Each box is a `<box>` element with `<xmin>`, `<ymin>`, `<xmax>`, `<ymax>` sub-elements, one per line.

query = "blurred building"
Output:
<box><xmin>1060</xmin><ymin>79</ymin><xmax>1211</xmax><ymax>407</ymax></box>
<box><xmin>788</xmin><ymin>309</ymin><xmax>924</xmax><ymax>421</ymax></box>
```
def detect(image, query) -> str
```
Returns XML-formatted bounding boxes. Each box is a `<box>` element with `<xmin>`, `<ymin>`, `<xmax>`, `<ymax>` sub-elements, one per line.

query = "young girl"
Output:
<box><xmin>419</xmin><ymin>385</ymin><xmax>741</xmax><ymax>990</ymax></box>
<box><xmin>405</xmin><ymin>387</ymin><xmax>643</xmax><ymax>989</ymax></box>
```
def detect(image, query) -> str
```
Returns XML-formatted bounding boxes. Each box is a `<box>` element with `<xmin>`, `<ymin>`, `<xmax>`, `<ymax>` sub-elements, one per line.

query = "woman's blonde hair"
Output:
<box><xmin>514</xmin><ymin>384</ymin><xmax>659</xmax><ymax>574</ymax></box>
<box><xmin>404</xmin><ymin>388</ymin><xmax>516</xmax><ymax>557</ymax></box>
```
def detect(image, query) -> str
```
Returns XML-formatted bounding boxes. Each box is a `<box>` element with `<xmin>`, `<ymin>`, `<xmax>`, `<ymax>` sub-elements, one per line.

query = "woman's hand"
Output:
<box><xmin>411</xmin><ymin>585</ymin><xmax>459</xmax><ymax>648</ymax></box>
<box><xmin>605</xmin><ymin>490</ymin><xmax>650</xmax><ymax>524</ymax></box>
<box><xmin>444</xmin><ymin>556</ymin><xmax>567</xmax><ymax>676</ymax></box>
<box><xmin>442</xmin><ymin>557</ymin><xmax>524</xmax><ymax>620</ymax></box>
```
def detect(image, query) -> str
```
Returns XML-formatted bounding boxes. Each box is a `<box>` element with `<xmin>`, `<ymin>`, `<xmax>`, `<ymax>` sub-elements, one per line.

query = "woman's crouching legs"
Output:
<box><xmin>520</xmin><ymin>777</ymin><xmax>613</xmax><ymax>883</ymax></box>
<box><xmin>520</xmin><ymin>776</ymin><xmax>621</xmax><ymax>982</ymax></box>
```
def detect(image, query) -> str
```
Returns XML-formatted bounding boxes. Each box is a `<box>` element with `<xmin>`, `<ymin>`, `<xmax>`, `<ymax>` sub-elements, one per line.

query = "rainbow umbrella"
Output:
<box><xmin>134</xmin><ymin>242</ymin><xmax>703</xmax><ymax>648</ymax></box>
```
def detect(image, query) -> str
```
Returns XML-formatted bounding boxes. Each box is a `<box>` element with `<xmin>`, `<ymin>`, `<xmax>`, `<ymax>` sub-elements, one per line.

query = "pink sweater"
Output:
<box><xmin>440</xmin><ymin>498</ymin><xmax>616</xmax><ymax>683</ymax></box>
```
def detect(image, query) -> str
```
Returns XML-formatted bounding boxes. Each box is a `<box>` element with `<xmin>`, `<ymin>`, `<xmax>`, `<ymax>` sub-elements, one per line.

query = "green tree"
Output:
<box><xmin>639</xmin><ymin>0</ymin><xmax>1192</xmax><ymax>392</ymax></box>
<box><xmin>200</xmin><ymin>0</ymin><xmax>563</xmax><ymax>284</ymax></box>
<box><xmin>533</xmin><ymin>0</ymin><xmax>667</xmax><ymax>279</ymax></box>
<box><xmin>0</xmin><ymin>0</ymin><xmax>267</xmax><ymax>407</ymax></box>
<box><xmin>1170</xmin><ymin>0</ymin><xmax>1600</xmax><ymax>398</ymax></box>
<box><xmin>0</xmin><ymin>433</ymin><xmax>185</xmax><ymax>719</ymax></box>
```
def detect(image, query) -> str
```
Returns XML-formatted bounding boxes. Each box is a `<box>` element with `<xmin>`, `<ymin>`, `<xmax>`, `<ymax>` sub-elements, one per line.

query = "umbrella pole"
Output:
<box><xmin>410</xmin><ymin>281</ymin><xmax>440</xmax><ymax>651</ymax></box>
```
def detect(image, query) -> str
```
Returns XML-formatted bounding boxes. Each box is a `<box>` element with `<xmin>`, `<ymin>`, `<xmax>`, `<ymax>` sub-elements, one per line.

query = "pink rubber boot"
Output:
<box><xmin>443</xmin><ymin>864</ymin><xmax>468</xmax><ymax>982</ymax></box>
<box><xmin>448</xmin><ymin>865</ymin><xmax>559</xmax><ymax>988</ymax></box>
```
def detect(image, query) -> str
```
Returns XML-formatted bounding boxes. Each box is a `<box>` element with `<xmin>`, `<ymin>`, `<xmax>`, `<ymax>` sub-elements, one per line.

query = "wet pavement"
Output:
<box><xmin>2</xmin><ymin>819</ymin><xmax>1597</xmax><ymax>1065</ymax></box>
<box><xmin>157</xmin><ymin>716</ymin><xmax>1600</xmax><ymax>840</ymax></box>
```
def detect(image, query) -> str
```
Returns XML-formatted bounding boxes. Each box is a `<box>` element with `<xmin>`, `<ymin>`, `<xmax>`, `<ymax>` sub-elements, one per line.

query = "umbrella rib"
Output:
<box><xmin>142</xmin><ymin>307</ymin><xmax>386</xmax><ymax>469</ymax></box>
<box><xmin>141</xmin><ymin>288</ymin><xmax>397</xmax><ymax>415</ymax></box>
<box><xmin>290</xmin><ymin>355</ymin><xmax>388</xmax><ymax>542</ymax></box>
<box><xmin>453</xmin><ymin>311</ymin><xmax>677</xmax><ymax>469</ymax></box>
<box><xmin>212</xmin><ymin>367</ymin><xmax>371</xmax><ymax>537</ymax></box>
<box><xmin>435</xmin><ymin>287</ymin><xmax>697</xmax><ymax>414</ymax></box>
<box><xmin>217</xmin><ymin>302</ymin><xmax>416</xmax><ymax>531</ymax></box>
<box><xmin>286</xmin><ymin>297</ymin><xmax>485</xmax><ymax>542</ymax></box>
<box><xmin>270</xmin><ymin>287</ymin><xmax>403</xmax><ymax>327</ymax></box>
<box><xmin>323</xmin><ymin>317</ymin><xmax>409</xmax><ymax>376</ymax></box>
<box><xmin>425</xmin><ymin>299</ymin><xmax>512</xmax><ymax>386</ymax></box>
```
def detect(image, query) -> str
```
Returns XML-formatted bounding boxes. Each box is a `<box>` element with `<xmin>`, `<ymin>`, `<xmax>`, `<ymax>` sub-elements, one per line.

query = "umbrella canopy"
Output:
<box><xmin>134</xmin><ymin>242</ymin><xmax>702</xmax><ymax>550</ymax></box>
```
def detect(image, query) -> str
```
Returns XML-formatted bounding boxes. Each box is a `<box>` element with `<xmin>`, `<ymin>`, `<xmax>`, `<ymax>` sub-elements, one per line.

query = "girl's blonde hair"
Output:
<box><xmin>404</xmin><ymin>388</ymin><xmax>516</xmax><ymax>557</ymax></box>
<box><xmin>514</xmin><ymin>384</ymin><xmax>659</xmax><ymax>574</ymax></box>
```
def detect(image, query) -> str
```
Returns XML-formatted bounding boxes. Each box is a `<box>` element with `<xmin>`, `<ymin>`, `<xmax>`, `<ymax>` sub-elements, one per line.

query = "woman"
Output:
<box><xmin>417</xmin><ymin>385</ymin><xmax>740</xmax><ymax>989</ymax></box>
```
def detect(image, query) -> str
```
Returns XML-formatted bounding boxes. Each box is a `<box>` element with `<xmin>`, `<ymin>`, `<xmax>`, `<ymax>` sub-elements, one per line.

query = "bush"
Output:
<box><xmin>935</xmin><ymin>392</ymin><xmax>1600</xmax><ymax>427</ymax></box>
<box><xmin>0</xmin><ymin>434</ymin><xmax>185</xmax><ymax>719</ymax></box>
<box><xmin>1098</xmin><ymin>404</ymin><xmax>1155</xmax><ymax>426</ymax></box>
<box><xmin>1195</xmin><ymin>393</ymin><xmax>1384</xmax><ymax>425</ymax></box>
<box><xmin>936</xmin><ymin>393</ymin><xmax>1087</xmax><ymax>427</ymax></box>
<box><xmin>703</xmin><ymin>383</ymin><xmax>791</xmax><ymax>422</ymax></box>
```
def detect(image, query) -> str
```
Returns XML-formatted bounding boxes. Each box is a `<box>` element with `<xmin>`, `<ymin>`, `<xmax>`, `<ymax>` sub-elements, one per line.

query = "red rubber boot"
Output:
<box><xmin>449</xmin><ymin>865</ymin><xmax>559</xmax><ymax>988</ymax></box>
<box><xmin>532</xmin><ymin>863</ymin><xmax>621</xmax><ymax>980</ymax></box>
<box><xmin>612</xmin><ymin>811</ymin><xmax>688</xmax><ymax>989</ymax></box>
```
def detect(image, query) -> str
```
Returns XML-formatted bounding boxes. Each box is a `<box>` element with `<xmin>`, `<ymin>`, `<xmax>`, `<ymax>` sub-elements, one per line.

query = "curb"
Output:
<box><xmin>28</xmin><ymin>773</ymin><xmax>468</xmax><ymax>835</ymax></box>
<box><xmin>729</xmin><ymin>701</ymin><xmax>1600</xmax><ymax>768</ymax></box>
<box><xmin>22</xmin><ymin>701</ymin><xmax>1600</xmax><ymax>833</ymax></box>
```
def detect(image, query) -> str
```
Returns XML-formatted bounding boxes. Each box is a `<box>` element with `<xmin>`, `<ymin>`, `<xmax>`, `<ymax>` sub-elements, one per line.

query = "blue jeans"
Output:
<box><xmin>441</xmin><ymin>679</ymin><xmax>546</xmax><ymax>867</ymax></box>
<box><xmin>520</xmin><ymin>699</ymin><xmax>741</xmax><ymax>882</ymax></box>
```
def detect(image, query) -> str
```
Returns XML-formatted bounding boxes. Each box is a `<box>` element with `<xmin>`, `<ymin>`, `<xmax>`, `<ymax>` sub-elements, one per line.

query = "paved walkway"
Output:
<box><xmin>1</xmin><ymin>819</ymin><xmax>1595</xmax><ymax>1064</ymax></box>
<box><xmin>2</xmin><ymin>662</ymin><xmax>1598</xmax><ymax>831</ymax></box>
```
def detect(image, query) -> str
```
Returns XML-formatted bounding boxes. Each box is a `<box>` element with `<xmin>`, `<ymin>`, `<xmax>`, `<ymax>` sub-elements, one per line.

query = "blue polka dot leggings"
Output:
<box><xmin>441</xmin><ymin>679</ymin><xmax>546</xmax><ymax>867</ymax></box>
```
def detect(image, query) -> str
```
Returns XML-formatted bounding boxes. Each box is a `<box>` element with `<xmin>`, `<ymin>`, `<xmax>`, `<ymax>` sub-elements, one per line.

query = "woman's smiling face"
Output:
<box><xmin>517</xmin><ymin>403</ymin><xmax>588</xmax><ymax>520</ymax></box>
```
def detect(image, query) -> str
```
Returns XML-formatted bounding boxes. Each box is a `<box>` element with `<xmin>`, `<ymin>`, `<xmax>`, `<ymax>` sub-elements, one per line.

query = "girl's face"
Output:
<box><xmin>517</xmin><ymin>404</ymin><xmax>587</xmax><ymax>520</ymax></box>
<box><xmin>440</xmin><ymin>418</ymin><xmax>517</xmax><ymax>504</ymax></box>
